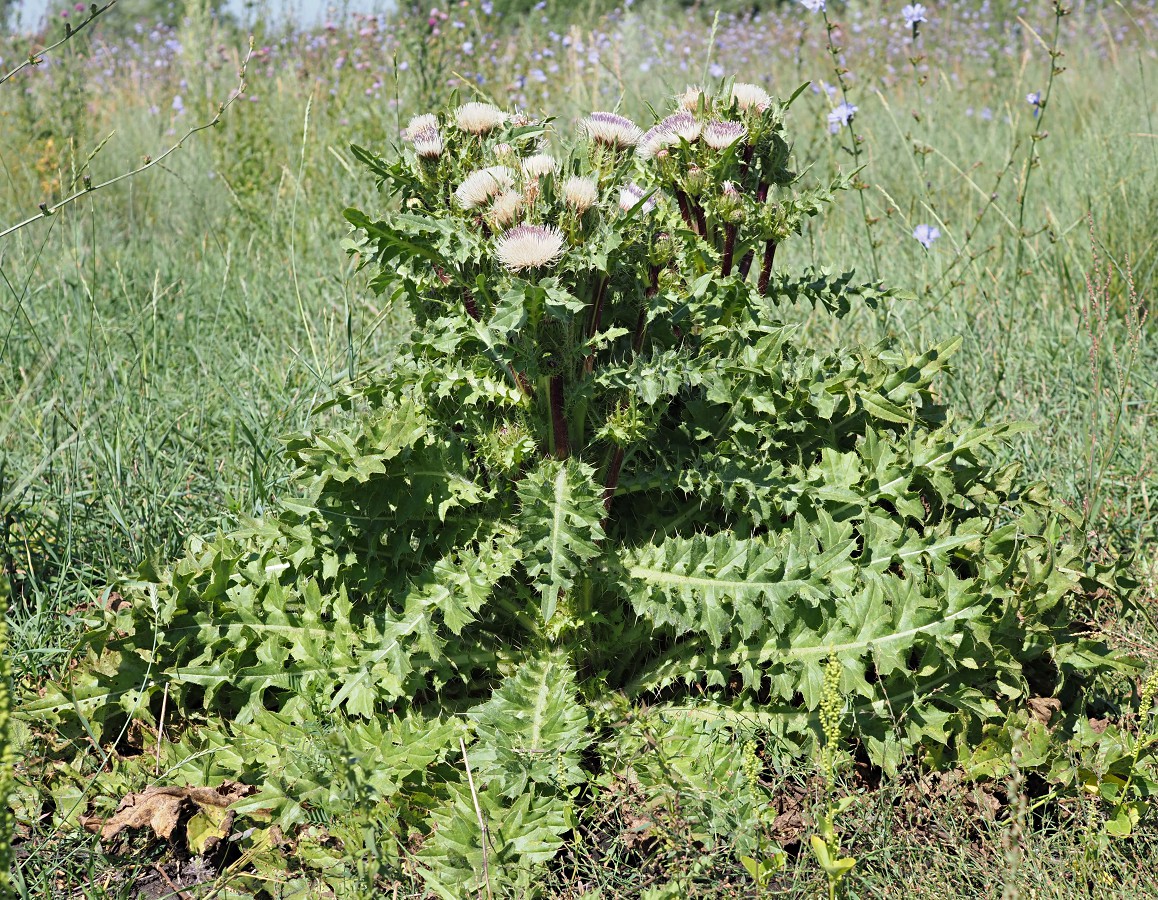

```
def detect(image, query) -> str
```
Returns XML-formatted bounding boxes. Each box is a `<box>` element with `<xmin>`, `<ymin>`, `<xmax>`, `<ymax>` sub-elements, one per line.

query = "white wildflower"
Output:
<box><xmin>495</xmin><ymin>224</ymin><xmax>566</xmax><ymax>271</ymax></box>
<box><xmin>455</xmin><ymin>166</ymin><xmax>516</xmax><ymax>208</ymax></box>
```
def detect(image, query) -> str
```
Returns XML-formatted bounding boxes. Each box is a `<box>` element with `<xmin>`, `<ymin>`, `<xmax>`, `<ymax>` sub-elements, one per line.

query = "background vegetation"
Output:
<box><xmin>1</xmin><ymin>0</ymin><xmax>1156</xmax><ymax>896</ymax></box>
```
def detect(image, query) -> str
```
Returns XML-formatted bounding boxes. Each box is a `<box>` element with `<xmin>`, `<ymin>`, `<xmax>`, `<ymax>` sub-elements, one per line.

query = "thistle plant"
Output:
<box><xmin>23</xmin><ymin>80</ymin><xmax>1121</xmax><ymax>892</ymax></box>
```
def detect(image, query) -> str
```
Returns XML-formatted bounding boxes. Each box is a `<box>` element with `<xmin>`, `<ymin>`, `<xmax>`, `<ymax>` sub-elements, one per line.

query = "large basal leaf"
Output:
<box><xmin>468</xmin><ymin>651</ymin><xmax>591</xmax><ymax>799</ymax></box>
<box><xmin>515</xmin><ymin>459</ymin><xmax>605</xmax><ymax>623</ymax></box>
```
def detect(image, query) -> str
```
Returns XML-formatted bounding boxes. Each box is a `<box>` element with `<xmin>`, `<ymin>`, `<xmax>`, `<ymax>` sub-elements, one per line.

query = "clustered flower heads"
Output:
<box><xmin>456</xmin><ymin>101</ymin><xmax>507</xmax><ymax>134</ymax></box>
<box><xmin>455</xmin><ymin>166</ymin><xmax>515</xmax><ymax>208</ymax></box>
<box><xmin>703</xmin><ymin>120</ymin><xmax>747</xmax><ymax>150</ymax></box>
<box><xmin>581</xmin><ymin>111</ymin><xmax>643</xmax><ymax>148</ymax></box>
<box><xmin>561</xmin><ymin>176</ymin><xmax>598</xmax><ymax>214</ymax></box>
<box><xmin>495</xmin><ymin>223</ymin><xmax>566</xmax><ymax>271</ymax></box>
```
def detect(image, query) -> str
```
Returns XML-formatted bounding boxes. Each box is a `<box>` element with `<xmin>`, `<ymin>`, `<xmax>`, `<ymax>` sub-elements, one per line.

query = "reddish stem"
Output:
<box><xmin>757</xmin><ymin>240</ymin><xmax>778</xmax><ymax>296</ymax></box>
<box><xmin>721</xmin><ymin>224</ymin><xmax>737</xmax><ymax>277</ymax></box>
<box><xmin>675</xmin><ymin>190</ymin><xmax>697</xmax><ymax>233</ymax></box>
<box><xmin>738</xmin><ymin>250</ymin><xmax>755</xmax><ymax>281</ymax></box>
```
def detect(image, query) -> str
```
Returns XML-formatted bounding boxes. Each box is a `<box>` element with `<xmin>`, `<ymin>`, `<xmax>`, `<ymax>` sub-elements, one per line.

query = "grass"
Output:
<box><xmin>1</xmin><ymin>0</ymin><xmax>1156</xmax><ymax>895</ymax></box>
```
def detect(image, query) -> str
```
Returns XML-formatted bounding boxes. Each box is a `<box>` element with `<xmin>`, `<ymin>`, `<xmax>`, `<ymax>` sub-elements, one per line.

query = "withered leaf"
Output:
<box><xmin>81</xmin><ymin>782</ymin><xmax>254</xmax><ymax>845</ymax></box>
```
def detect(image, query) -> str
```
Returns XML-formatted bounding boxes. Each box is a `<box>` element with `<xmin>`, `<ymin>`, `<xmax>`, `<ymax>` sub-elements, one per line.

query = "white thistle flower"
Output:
<box><xmin>495</xmin><ymin>224</ymin><xmax>566</xmax><ymax>271</ymax></box>
<box><xmin>456</xmin><ymin>101</ymin><xmax>507</xmax><ymax>134</ymax></box>
<box><xmin>619</xmin><ymin>182</ymin><xmax>656</xmax><ymax>214</ymax></box>
<box><xmin>561</xmin><ymin>176</ymin><xmax>598</xmax><ymax>214</ymax></box>
<box><xmin>638</xmin><ymin>125</ymin><xmax>679</xmax><ymax>161</ymax></box>
<box><xmin>404</xmin><ymin>113</ymin><xmax>438</xmax><ymax>139</ymax></box>
<box><xmin>455</xmin><ymin>166</ymin><xmax>516</xmax><ymax>208</ymax></box>
<box><xmin>409</xmin><ymin>128</ymin><xmax>443</xmax><ymax>159</ymax></box>
<box><xmin>639</xmin><ymin>111</ymin><xmax>703</xmax><ymax>159</ymax></box>
<box><xmin>703</xmin><ymin>120</ymin><xmax>747</xmax><ymax>150</ymax></box>
<box><xmin>677</xmin><ymin>85</ymin><xmax>708</xmax><ymax>113</ymax></box>
<box><xmin>489</xmin><ymin>191</ymin><xmax>523</xmax><ymax>228</ymax></box>
<box><xmin>729</xmin><ymin>82</ymin><xmax>772</xmax><ymax>112</ymax></box>
<box><xmin>520</xmin><ymin>153</ymin><xmax>560</xmax><ymax>180</ymax></box>
<box><xmin>581</xmin><ymin>111</ymin><xmax>643</xmax><ymax>149</ymax></box>
<box><xmin>660</xmin><ymin>111</ymin><xmax>702</xmax><ymax>142</ymax></box>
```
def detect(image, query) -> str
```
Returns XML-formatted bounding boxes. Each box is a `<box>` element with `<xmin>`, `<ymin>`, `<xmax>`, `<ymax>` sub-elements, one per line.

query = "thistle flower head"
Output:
<box><xmin>409</xmin><ymin>127</ymin><xmax>443</xmax><ymax>159</ymax></box>
<box><xmin>639</xmin><ymin>111</ymin><xmax>702</xmax><ymax>160</ymax></box>
<box><xmin>677</xmin><ymin>85</ymin><xmax>708</xmax><ymax>113</ymax></box>
<box><xmin>520</xmin><ymin>153</ymin><xmax>560</xmax><ymax>180</ymax></box>
<box><xmin>661</xmin><ymin>111</ymin><xmax>702</xmax><ymax>142</ymax></box>
<box><xmin>495</xmin><ymin>223</ymin><xmax>566</xmax><ymax>271</ymax></box>
<box><xmin>619</xmin><ymin>182</ymin><xmax>656</xmax><ymax>215</ymax></box>
<box><xmin>638</xmin><ymin>125</ymin><xmax>679</xmax><ymax>161</ymax></box>
<box><xmin>581</xmin><ymin>111</ymin><xmax>643</xmax><ymax>148</ymax></box>
<box><xmin>456</xmin><ymin>101</ymin><xmax>507</xmax><ymax>134</ymax></box>
<box><xmin>703</xmin><ymin>120</ymin><xmax>747</xmax><ymax>150</ymax></box>
<box><xmin>561</xmin><ymin>175</ymin><xmax>598</xmax><ymax>214</ymax></box>
<box><xmin>489</xmin><ymin>190</ymin><xmax>523</xmax><ymax>228</ymax></box>
<box><xmin>404</xmin><ymin>113</ymin><xmax>439</xmax><ymax>139</ymax></box>
<box><xmin>729</xmin><ymin>81</ymin><xmax>772</xmax><ymax>112</ymax></box>
<box><xmin>455</xmin><ymin>165</ymin><xmax>516</xmax><ymax>208</ymax></box>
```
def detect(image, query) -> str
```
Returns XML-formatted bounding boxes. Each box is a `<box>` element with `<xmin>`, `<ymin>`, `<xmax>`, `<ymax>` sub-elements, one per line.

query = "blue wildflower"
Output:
<box><xmin>901</xmin><ymin>4</ymin><xmax>926</xmax><ymax>27</ymax></box>
<box><xmin>827</xmin><ymin>101</ymin><xmax>857</xmax><ymax>133</ymax></box>
<box><xmin>913</xmin><ymin>224</ymin><xmax>940</xmax><ymax>248</ymax></box>
<box><xmin>1026</xmin><ymin>91</ymin><xmax>1043</xmax><ymax>117</ymax></box>
<box><xmin>800</xmin><ymin>0</ymin><xmax>825</xmax><ymax>11</ymax></box>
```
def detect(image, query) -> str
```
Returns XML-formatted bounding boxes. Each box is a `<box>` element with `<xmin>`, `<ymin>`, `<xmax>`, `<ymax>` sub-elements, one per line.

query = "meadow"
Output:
<box><xmin>1</xmin><ymin>0</ymin><xmax>1157</xmax><ymax>896</ymax></box>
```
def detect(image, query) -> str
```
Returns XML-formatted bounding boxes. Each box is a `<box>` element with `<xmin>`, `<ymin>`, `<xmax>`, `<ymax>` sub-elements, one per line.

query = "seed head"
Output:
<box><xmin>581</xmin><ymin>111</ymin><xmax>643</xmax><ymax>148</ymax></box>
<box><xmin>495</xmin><ymin>223</ymin><xmax>566</xmax><ymax>271</ymax></box>
<box><xmin>561</xmin><ymin>175</ymin><xmax>598</xmax><ymax>214</ymax></box>
<box><xmin>455</xmin><ymin>166</ymin><xmax>516</xmax><ymax>208</ymax></box>
<box><xmin>456</xmin><ymin>101</ymin><xmax>507</xmax><ymax>134</ymax></box>
<box><xmin>703</xmin><ymin>120</ymin><xmax>747</xmax><ymax>150</ymax></box>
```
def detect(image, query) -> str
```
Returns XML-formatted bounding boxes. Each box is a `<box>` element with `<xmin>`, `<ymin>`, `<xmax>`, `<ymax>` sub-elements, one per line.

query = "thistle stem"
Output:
<box><xmin>583</xmin><ymin>275</ymin><xmax>609</xmax><ymax>376</ymax></box>
<box><xmin>463</xmin><ymin>290</ymin><xmax>481</xmax><ymax>321</ymax></box>
<box><xmin>603</xmin><ymin>445</ymin><xmax>625</xmax><ymax>513</ymax></box>
<box><xmin>675</xmin><ymin>190</ymin><xmax>697</xmax><ymax>233</ymax></box>
<box><xmin>549</xmin><ymin>375</ymin><xmax>569</xmax><ymax>460</ymax></box>
<box><xmin>721</xmin><ymin>224</ymin><xmax>737</xmax><ymax>277</ymax></box>
<box><xmin>633</xmin><ymin>266</ymin><xmax>660</xmax><ymax>353</ymax></box>
<box><xmin>757</xmin><ymin>240</ymin><xmax>778</xmax><ymax>296</ymax></box>
<box><xmin>738</xmin><ymin>250</ymin><xmax>755</xmax><ymax>281</ymax></box>
<box><xmin>693</xmin><ymin>203</ymin><xmax>708</xmax><ymax>240</ymax></box>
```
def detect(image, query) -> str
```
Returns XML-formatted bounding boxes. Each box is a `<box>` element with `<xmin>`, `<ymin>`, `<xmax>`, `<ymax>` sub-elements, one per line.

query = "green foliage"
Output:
<box><xmin>17</xmin><ymin>81</ymin><xmax>1131</xmax><ymax>893</ymax></box>
<box><xmin>0</xmin><ymin>575</ymin><xmax>15</xmax><ymax>898</ymax></box>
